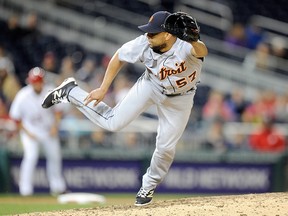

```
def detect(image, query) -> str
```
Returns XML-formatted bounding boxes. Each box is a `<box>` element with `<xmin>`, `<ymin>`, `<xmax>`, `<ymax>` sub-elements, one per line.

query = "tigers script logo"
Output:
<box><xmin>159</xmin><ymin>61</ymin><xmax>187</xmax><ymax>80</ymax></box>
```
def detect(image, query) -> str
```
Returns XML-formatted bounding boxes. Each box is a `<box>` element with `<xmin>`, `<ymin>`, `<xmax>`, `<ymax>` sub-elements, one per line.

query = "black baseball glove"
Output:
<box><xmin>162</xmin><ymin>12</ymin><xmax>200</xmax><ymax>42</ymax></box>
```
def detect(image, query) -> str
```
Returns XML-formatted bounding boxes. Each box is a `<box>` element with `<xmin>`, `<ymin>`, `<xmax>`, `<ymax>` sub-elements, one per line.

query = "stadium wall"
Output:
<box><xmin>0</xmin><ymin>149</ymin><xmax>287</xmax><ymax>194</ymax></box>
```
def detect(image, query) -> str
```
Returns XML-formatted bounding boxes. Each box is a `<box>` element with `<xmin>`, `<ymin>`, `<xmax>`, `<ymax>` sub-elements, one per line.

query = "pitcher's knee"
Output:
<box><xmin>106</xmin><ymin>121</ymin><xmax>127</xmax><ymax>132</ymax></box>
<box><xmin>155</xmin><ymin>146</ymin><xmax>176</xmax><ymax>160</ymax></box>
<box><xmin>107</xmin><ymin>124</ymin><xmax>123</xmax><ymax>132</ymax></box>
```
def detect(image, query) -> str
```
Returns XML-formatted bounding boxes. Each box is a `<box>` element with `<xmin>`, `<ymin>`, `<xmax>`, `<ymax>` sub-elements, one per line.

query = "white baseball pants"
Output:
<box><xmin>19</xmin><ymin>132</ymin><xmax>66</xmax><ymax>195</ymax></box>
<box><xmin>68</xmin><ymin>74</ymin><xmax>195</xmax><ymax>190</ymax></box>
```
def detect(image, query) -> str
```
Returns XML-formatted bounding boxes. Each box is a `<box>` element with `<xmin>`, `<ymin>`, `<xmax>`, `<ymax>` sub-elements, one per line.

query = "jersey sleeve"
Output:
<box><xmin>9</xmin><ymin>92</ymin><xmax>23</xmax><ymax>121</ymax></box>
<box><xmin>118</xmin><ymin>35</ymin><xmax>147</xmax><ymax>63</ymax></box>
<box><xmin>182</xmin><ymin>41</ymin><xmax>193</xmax><ymax>59</ymax></box>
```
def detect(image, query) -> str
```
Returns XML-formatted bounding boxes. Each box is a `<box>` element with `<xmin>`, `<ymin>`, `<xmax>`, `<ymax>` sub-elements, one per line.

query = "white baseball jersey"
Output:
<box><xmin>118</xmin><ymin>34</ymin><xmax>203</xmax><ymax>95</ymax></box>
<box><xmin>10</xmin><ymin>85</ymin><xmax>62</xmax><ymax>139</ymax></box>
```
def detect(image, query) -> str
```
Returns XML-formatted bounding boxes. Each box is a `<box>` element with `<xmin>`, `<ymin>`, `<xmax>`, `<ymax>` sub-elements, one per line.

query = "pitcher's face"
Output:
<box><xmin>147</xmin><ymin>32</ymin><xmax>168</xmax><ymax>53</ymax></box>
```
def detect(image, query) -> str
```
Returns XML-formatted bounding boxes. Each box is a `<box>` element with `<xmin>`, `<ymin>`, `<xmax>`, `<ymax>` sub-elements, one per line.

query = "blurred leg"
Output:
<box><xmin>19</xmin><ymin>133</ymin><xmax>39</xmax><ymax>196</ymax></box>
<box><xmin>42</xmin><ymin>137</ymin><xmax>66</xmax><ymax>194</ymax></box>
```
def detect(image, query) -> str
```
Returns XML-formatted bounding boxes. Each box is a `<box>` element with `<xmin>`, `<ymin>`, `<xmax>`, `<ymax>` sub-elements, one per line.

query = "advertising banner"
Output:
<box><xmin>10</xmin><ymin>158</ymin><xmax>142</xmax><ymax>193</ymax></box>
<box><xmin>159</xmin><ymin>162</ymin><xmax>272</xmax><ymax>193</ymax></box>
<box><xmin>9</xmin><ymin>158</ymin><xmax>273</xmax><ymax>194</ymax></box>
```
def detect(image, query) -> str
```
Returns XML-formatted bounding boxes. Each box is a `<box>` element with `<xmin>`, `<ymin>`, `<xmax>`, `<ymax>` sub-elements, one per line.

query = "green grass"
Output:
<box><xmin>2</xmin><ymin>203</ymin><xmax>94</xmax><ymax>215</ymax></box>
<box><xmin>0</xmin><ymin>193</ymin><xmax>191</xmax><ymax>215</ymax></box>
<box><xmin>0</xmin><ymin>194</ymin><xmax>95</xmax><ymax>215</ymax></box>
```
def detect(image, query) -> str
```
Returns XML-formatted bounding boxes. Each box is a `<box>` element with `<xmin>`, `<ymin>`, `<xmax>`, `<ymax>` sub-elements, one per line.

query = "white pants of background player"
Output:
<box><xmin>19</xmin><ymin>132</ymin><xmax>66</xmax><ymax>196</ymax></box>
<box><xmin>68</xmin><ymin>74</ymin><xmax>195</xmax><ymax>191</ymax></box>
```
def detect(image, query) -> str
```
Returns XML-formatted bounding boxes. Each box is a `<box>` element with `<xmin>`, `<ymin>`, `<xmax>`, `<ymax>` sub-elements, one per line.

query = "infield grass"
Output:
<box><xmin>0</xmin><ymin>193</ymin><xmax>190</xmax><ymax>215</ymax></box>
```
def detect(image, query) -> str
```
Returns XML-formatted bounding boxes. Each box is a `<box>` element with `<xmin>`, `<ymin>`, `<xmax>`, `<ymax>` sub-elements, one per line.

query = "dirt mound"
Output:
<box><xmin>21</xmin><ymin>192</ymin><xmax>288</xmax><ymax>216</ymax></box>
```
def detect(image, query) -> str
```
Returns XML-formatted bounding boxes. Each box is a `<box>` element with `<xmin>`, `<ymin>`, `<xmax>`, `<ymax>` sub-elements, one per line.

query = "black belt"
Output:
<box><xmin>165</xmin><ymin>87</ymin><xmax>195</xmax><ymax>97</ymax></box>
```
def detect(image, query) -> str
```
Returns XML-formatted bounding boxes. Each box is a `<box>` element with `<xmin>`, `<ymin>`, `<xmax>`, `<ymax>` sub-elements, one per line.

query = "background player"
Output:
<box><xmin>42</xmin><ymin>11</ymin><xmax>208</xmax><ymax>205</ymax></box>
<box><xmin>9</xmin><ymin>67</ymin><xmax>67</xmax><ymax>196</ymax></box>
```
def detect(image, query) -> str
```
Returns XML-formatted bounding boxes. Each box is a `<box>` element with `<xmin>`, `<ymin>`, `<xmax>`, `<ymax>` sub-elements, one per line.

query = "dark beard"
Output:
<box><xmin>151</xmin><ymin>43</ymin><xmax>167</xmax><ymax>54</ymax></box>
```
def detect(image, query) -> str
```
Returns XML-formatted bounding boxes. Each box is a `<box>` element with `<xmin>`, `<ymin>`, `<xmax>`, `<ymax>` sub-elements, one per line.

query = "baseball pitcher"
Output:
<box><xmin>42</xmin><ymin>11</ymin><xmax>208</xmax><ymax>206</ymax></box>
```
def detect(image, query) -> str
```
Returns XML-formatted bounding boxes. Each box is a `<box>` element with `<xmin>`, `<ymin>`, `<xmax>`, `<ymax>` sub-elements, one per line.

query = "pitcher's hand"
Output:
<box><xmin>84</xmin><ymin>88</ymin><xmax>106</xmax><ymax>107</ymax></box>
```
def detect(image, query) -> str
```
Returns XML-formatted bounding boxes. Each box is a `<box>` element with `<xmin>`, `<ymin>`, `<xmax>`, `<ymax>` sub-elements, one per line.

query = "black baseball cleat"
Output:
<box><xmin>42</xmin><ymin>77</ymin><xmax>77</xmax><ymax>108</ymax></box>
<box><xmin>134</xmin><ymin>187</ymin><xmax>155</xmax><ymax>206</ymax></box>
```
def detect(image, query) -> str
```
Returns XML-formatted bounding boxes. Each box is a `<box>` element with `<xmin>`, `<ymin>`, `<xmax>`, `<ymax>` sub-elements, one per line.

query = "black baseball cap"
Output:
<box><xmin>138</xmin><ymin>11</ymin><xmax>171</xmax><ymax>33</ymax></box>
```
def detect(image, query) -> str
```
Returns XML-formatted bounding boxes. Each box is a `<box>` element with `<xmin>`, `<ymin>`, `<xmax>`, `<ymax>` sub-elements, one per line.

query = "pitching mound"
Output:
<box><xmin>21</xmin><ymin>192</ymin><xmax>288</xmax><ymax>216</ymax></box>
